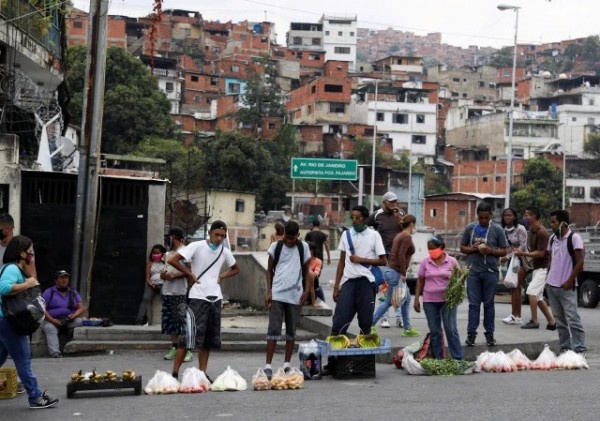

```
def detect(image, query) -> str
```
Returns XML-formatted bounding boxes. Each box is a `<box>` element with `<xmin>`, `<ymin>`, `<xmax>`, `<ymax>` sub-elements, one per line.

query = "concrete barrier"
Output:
<box><xmin>221</xmin><ymin>252</ymin><xmax>269</xmax><ymax>310</ymax></box>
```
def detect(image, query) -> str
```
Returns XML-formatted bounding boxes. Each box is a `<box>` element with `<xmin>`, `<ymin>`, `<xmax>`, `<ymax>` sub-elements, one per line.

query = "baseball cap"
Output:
<box><xmin>382</xmin><ymin>192</ymin><xmax>398</xmax><ymax>202</ymax></box>
<box><xmin>55</xmin><ymin>270</ymin><xmax>70</xmax><ymax>278</ymax></box>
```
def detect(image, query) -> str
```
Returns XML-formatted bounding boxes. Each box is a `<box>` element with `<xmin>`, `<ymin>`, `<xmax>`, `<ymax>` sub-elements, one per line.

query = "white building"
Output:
<box><xmin>320</xmin><ymin>15</ymin><xmax>357</xmax><ymax>72</ymax></box>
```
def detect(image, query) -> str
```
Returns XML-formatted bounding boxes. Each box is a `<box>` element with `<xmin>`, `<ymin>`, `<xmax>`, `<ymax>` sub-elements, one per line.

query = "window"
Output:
<box><xmin>430</xmin><ymin>209</ymin><xmax>437</xmax><ymax>217</ymax></box>
<box><xmin>592</xmin><ymin>187</ymin><xmax>600</xmax><ymax>199</ymax></box>
<box><xmin>235</xmin><ymin>199</ymin><xmax>245</xmax><ymax>213</ymax></box>
<box><xmin>324</xmin><ymin>84</ymin><xmax>343</xmax><ymax>93</ymax></box>
<box><xmin>74</xmin><ymin>21</ymin><xmax>83</xmax><ymax>29</ymax></box>
<box><xmin>293</xmin><ymin>36</ymin><xmax>302</xmax><ymax>45</ymax></box>
<box><xmin>503</xmin><ymin>69</ymin><xmax>510</xmax><ymax>77</ymax></box>
<box><xmin>210</xmin><ymin>77</ymin><xmax>218</xmax><ymax>85</ymax></box>
<box><xmin>325</xmin><ymin>31</ymin><xmax>329</xmax><ymax>35</ymax></box>
<box><xmin>334</xmin><ymin>47</ymin><xmax>351</xmax><ymax>54</ymax></box>
<box><xmin>452</xmin><ymin>78</ymin><xmax>460</xmax><ymax>82</ymax></box>
<box><xmin>268</xmin><ymin>122</ymin><xmax>276</xmax><ymax>130</ymax></box>
<box><xmin>307</xmin><ymin>105</ymin><xmax>312</xmax><ymax>114</ymax></box>
<box><xmin>329</xmin><ymin>102</ymin><xmax>345</xmax><ymax>113</ymax></box>
<box><xmin>309</xmin><ymin>53</ymin><xmax>320</xmax><ymax>60</ymax></box>
<box><xmin>416</xmin><ymin>114</ymin><xmax>425</xmax><ymax>124</ymax></box>
<box><xmin>588</xmin><ymin>118</ymin><xmax>595</xmax><ymax>125</ymax></box>
<box><xmin>570</xmin><ymin>186</ymin><xmax>585</xmax><ymax>198</ymax></box>
<box><xmin>393</xmin><ymin>113</ymin><xmax>408</xmax><ymax>124</ymax></box>
<box><xmin>312</xmin><ymin>38</ymin><xmax>321</xmax><ymax>46</ymax></box>
<box><xmin>350</xmin><ymin>31</ymin><xmax>355</xmax><ymax>36</ymax></box>
<box><xmin>478</xmin><ymin>81</ymin><xmax>485</xmax><ymax>87</ymax></box>
<box><xmin>482</xmin><ymin>176</ymin><xmax>488</xmax><ymax>182</ymax></box>
<box><xmin>451</xmin><ymin>91</ymin><xmax>459</xmax><ymax>97</ymax></box>
<box><xmin>231</xmin><ymin>65</ymin><xmax>240</xmax><ymax>72</ymax></box>
<box><xmin>191</xmin><ymin>75</ymin><xmax>199</xmax><ymax>82</ymax></box>
<box><xmin>228</xmin><ymin>82</ymin><xmax>240</xmax><ymax>93</ymax></box>
<box><xmin>376</xmin><ymin>112</ymin><xmax>384</xmax><ymax>122</ymax></box>
<box><xmin>459</xmin><ymin>209</ymin><xmax>466</xmax><ymax>217</ymax></box>
<box><xmin>311</xmin><ymin>85</ymin><xmax>316</xmax><ymax>93</ymax></box>
<box><xmin>338</xmin><ymin>31</ymin><xmax>343</xmax><ymax>36</ymax></box>
<box><xmin>165</xmin><ymin>82</ymin><xmax>174</xmax><ymax>92</ymax></box>
<box><xmin>496</xmin><ymin>176</ymin><xmax>501</xmax><ymax>182</ymax></box>
<box><xmin>194</xmin><ymin>95</ymin><xmax>201</xmax><ymax>102</ymax></box>
<box><xmin>572</xmin><ymin>117</ymin><xmax>577</xmax><ymax>122</ymax></box>
<box><xmin>412</xmin><ymin>135</ymin><xmax>426</xmax><ymax>144</ymax></box>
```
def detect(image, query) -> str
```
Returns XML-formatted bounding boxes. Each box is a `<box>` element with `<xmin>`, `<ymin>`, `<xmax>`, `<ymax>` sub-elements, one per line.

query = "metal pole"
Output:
<box><xmin>72</xmin><ymin>0</ymin><xmax>109</xmax><ymax>308</ymax></box>
<box><xmin>501</xmin><ymin>5</ymin><xmax>519</xmax><ymax>209</ymax></box>
<box><xmin>358</xmin><ymin>167</ymin><xmax>364</xmax><ymax>206</ymax></box>
<box><xmin>370</xmin><ymin>80</ymin><xmax>378</xmax><ymax>212</ymax></box>
<box><xmin>562</xmin><ymin>118</ymin><xmax>566</xmax><ymax>209</ymax></box>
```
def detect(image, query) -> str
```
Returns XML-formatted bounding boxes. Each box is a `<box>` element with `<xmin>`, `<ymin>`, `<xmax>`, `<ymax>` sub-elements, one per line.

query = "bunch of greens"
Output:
<box><xmin>445</xmin><ymin>265</ymin><xmax>470</xmax><ymax>309</ymax></box>
<box><xmin>420</xmin><ymin>358</ymin><xmax>472</xmax><ymax>376</ymax></box>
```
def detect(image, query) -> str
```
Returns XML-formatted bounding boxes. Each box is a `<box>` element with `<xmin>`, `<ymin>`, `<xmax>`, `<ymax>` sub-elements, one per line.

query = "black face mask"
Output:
<box><xmin>57</xmin><ymin>287</ymin><xmax>69</xmax><ymax>292</ymax></box>
<box><xmin>0</xmin><ymin>230</ymin><xmax>5</xmax><ymax>241</ymax></box>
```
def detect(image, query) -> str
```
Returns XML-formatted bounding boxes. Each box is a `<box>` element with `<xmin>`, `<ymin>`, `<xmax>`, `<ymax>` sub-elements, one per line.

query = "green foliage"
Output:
<box><xmin>488</xmin><ymin>47</ymin><xmax>516</xmax><ymax>68</ymax></box>
<box><xmin>511</xmin><ymin>158</ymin><xmax>563</xmax><ymax>218</ymax></box>
<box><xmin>583</xmin><ymin>132</ymin><xmax>600</xmax><ymax>157</ymax></box>
<box><xmin>353</xmin><ymin>138</ymin><xmax>384</xmax><ymax>166</ymax></box>
<box><xmin>65</xmin><ymin>46</ymin><xmax>176</xmax><ymax>153</ymax></box>
<box><xmin>425</xmin><ymin>172</ymin><xmax>451</xmax><ymax>195</ymax></box>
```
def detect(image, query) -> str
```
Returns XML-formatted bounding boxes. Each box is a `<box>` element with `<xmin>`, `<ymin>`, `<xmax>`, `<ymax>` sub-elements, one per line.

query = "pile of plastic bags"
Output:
<box><xmin>251</xmin><ymin>367</ymin><xmax>305</xmax><ymax>390</ymax></box>
<box><xmin>475</xmin><ymin>345</ymin><xmax>588</xmax><ymax>372</ymax></box>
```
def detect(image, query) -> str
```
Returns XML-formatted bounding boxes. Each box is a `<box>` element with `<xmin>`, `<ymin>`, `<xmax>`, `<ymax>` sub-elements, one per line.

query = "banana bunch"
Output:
<box><xmin>122</xmin><ymin>370</ymin><xmax>137</xmax><ymax>381</ymax></box>
<box><xmin>90</xmin><ymin>369</ymin><xmax>104</xmax><ymax>383</ymax></box>
<box><xmin>70</xmin><ymin>370</ymin><xmax>86</xmax><ymax>383</ymax></box>
<box><xmin>355</xmin><ymin>327</ymin><xmax>381</xmax><ymax>348</ymax></box>
<box><xmin>326</xmin><ymin>334</ymin><xmax>350</xmax><ymax>349</ymax></box>
<box><xmin>104</xmin><ymin>370</ymin><xmax>118</xmax><ymax>382</ymax></box>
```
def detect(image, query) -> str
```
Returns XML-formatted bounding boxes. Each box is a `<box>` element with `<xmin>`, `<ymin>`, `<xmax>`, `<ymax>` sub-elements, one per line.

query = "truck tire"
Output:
<box><xmin>579</xmin><ymin>279</ymin><xmax>600</xmax><ymax>308</ymax></box>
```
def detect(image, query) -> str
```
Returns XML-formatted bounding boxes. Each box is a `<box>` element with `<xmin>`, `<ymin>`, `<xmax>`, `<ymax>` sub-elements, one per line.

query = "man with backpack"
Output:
<box><xmin>264</xmin><ymin>221</ymin><xmax>311</xmax><ymax>380</ymax></box>
<box><xmin>41</xmin><ymin>270</ymin><xmax>85</xmax><ymax>357</ymax></box>
<box><xmin>545</xmin><ymin>209</ymin><xmax>586</xmax><ymax>355</ymax></box>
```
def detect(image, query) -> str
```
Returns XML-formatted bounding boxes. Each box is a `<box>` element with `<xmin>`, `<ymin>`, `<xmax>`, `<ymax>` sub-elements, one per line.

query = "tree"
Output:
<box><xmin>584</xmin><ymin>132</ymin><xmax>600</xmax><ymax>158</ymax></box>
<box><xmin>65</xmin><ymin>46</ymin><xmax>176</xmax><ymax>153</ymax></box>
<box><xmin>353</xmin><ymin>138</ymin><xmax>385</xmax><ymax>166</ymax></box>
<box><xmin>488</xmin><ymin>47</ymin><xmax>516</xmax><ymax>68</ymax></box>
<box><xmin>511</xmin><ymin>158</ymin><xmax>563</xmax><ymax>218</ymax></box>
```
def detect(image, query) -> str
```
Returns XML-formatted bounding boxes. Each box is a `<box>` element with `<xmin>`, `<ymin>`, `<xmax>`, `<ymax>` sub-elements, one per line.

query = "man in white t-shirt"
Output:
<box><xmin>264</xmin><ymin>220</ymin><xmax>311</xmax><ymax>380</ymax></box>
<box><xmin>332</xmin><ymin>205</ymin><xmax>387</xmax><ymax>337</ymax></box>
<box><xmin>167</xmin><ymin>220</ymin><xmax>239</xmax><ymax>382</ymax></box>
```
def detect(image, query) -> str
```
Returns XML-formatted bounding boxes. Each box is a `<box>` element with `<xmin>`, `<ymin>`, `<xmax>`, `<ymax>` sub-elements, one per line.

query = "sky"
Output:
<box><xmin>74</xmin><ymin>0</ymin><xmax>600</xmax><ymax>49</ymax></box>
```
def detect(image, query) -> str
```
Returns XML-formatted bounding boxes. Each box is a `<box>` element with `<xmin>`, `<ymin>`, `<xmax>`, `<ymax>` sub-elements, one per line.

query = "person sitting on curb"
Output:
<box><xmin>41</xmin><ymin>270</ymin><xmax>84</xmax><ymax>358</ymax></box>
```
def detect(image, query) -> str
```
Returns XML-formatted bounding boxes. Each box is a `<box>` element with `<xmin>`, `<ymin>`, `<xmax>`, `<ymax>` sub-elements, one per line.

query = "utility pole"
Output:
<box><xmin>72</xmin><ymin>0</ymin><xmax>109</xmax><ymax>308</ymax></box>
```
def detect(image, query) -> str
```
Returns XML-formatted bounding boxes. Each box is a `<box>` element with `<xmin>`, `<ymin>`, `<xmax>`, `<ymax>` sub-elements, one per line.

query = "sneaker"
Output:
<box><xmin>521</xmin><ymin>320</ymin><xmax>540</xmax><ymax>329</ymax></box>
<box><xmin>183</xmin><ymin>350</ymin><xmax>194</xmax><ymax>363</ymax></box>
<box><xmin>163</xmin><ymin>347</ymin><xmax>177</xmax><ymax>360</ymax></box>
<box><xmin>29</xmin><ymin>392</ymin><xmax>58</xmax><ymax>409</ymax></box>
<box><xmin>465</xmin><ymin>334</ymin><xmax>476</xmax><ymax>346</ymax></box>
<box><xmin>546</xmin><ymin>323</ymin><xmax>557</xmax><ymax>331</ymax></box>
<box><xmin>50</xmin><ymin>352</ymin><xmax>62</xmax><ymax>358</ymax></box>
<box><xmin>401</xmin><ymin>328</ymin><xmax>420</xmax><ymax>337</ymax></box>
<box><xmin>283</xmin><ymin>366</ymin><xmax>291</xmax><ymax>374</ymax></box>
<box><xmin>171</xmin><ymin>372</ymin><xmax>179</xmax><ymax>379</ymax></box>
<box><xmin>485</xmin><ymin>334</ymin><xmax>497</xmax><ymax>346</ymax></box>
<box><xmin>576</xmin><ymin>351</ymin><xmax>587</xmax><ymax>359</ymax></box>
<box><xmin>502</xmin><ymin>314</ymin><xmax>523</xmax><ymax>325</ymax></box>
<box><xmin>380</xmin><ymin>318</ymin><xmax>390</xmax><ymax>328</ymax></box>
<box><xmin>396</xmin><ymin>319</ymin><xmax>403</xmax><ymax>329</ymax></box>
<box><xmin>17</xmin><ymin>382</ymin><xmax>25</xmax><ymax>394</ymax></box>
<box><xmin>264</xmin><ymin>368</ymin><xmax>273</xmax><ymax>381</ymax></box>
<box><xmin>205</xmin><ymin>375</ymin><xmax>213</xmax><ymax>384</ymax></box>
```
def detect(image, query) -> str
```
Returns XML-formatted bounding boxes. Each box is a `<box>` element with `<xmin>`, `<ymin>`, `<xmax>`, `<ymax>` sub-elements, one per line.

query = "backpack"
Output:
<box><xmin>272</xmin><ymin>240</ymin><xmax>306</xmax><ymax>287</ymax></box>
<box><xmin>549</xmin><ymin>231</ymin><xmax>579</xmax><ymax>288</ymax></box>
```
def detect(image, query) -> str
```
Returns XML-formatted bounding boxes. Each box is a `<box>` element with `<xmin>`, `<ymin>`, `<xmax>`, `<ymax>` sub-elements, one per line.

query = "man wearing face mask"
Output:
<box><xmin>41</xmin><ymin>270</ymin><xmax>84</xmax><ymax>357</ymax></box>
<box><xmin>544</xmin><ymin>209</ymin><xmax>586</xmax><ymax>355</ymax></box>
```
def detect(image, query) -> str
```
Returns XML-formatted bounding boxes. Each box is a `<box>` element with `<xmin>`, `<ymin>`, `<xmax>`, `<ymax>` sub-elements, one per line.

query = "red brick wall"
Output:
<box><xmin>452</xmin><ymin>160</ymin><xmax>526</xmax><ymax>194</ymax></box>
<box><xmin>569</xmin><ymin>203</ymin><xmax>600</xmax><ymax>228</ymax></box>
<box><xmin>424</xmin><ymin>199</ymin><xmax>477</xmax><ymax>231</ymax></box>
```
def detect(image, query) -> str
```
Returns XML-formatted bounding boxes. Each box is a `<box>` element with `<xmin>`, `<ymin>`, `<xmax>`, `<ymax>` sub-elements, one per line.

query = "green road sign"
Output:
<box><xmin>291</xmin><ymin>158</ymin><xmax>358</xmax><ymax>180</ymax></box>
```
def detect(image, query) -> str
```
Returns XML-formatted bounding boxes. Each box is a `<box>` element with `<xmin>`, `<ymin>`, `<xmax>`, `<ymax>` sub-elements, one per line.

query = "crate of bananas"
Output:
<box><xmin>317</xmin><ymin>328</ymin><xmax>391</xmax><ymax>357</ymax></box>
<box><xmin>67</xmin><ymin>369</ymin><xmax>142</xmax><ymax>398</ymax></box>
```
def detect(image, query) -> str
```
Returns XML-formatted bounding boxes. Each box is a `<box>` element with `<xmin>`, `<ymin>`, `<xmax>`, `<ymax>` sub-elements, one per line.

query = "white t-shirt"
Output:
<box><xmin>162</xmin><ymin>245</ymin><xmax>188</xmax><ymax>296</ymax></box>
<box><xmin>179</xmin><ymin>241</ymin><xmax>236</xmax><ymax>301</ymax></box>
<box><xmin>268</xmin><ymin>240</ymin><xmax>310</xmax><ymax>305</ymax></box>
<box><xmin>338</xmin><ymin>228</ymin><xmax>386</xmax><ymax>285</ymax></box>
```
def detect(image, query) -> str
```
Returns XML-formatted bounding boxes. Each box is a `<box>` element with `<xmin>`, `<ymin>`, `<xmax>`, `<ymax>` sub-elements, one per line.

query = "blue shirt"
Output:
<box><xmin>0</xmin><ymin>264</ymin><xmax>26</xmax><ymax>318</ymax></box>
<box><xmin>461</xmin><ymin>222</ymin><xmax>508</xmax><ymax>274</ymax></box>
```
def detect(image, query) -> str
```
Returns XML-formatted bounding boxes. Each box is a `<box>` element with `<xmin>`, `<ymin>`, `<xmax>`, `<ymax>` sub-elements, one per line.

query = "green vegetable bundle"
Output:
<box><xmin>420</xmin><ymin>358</ymin><xmax>472</xmax><ymax>376</ymax></box>
<box><xmin>445</xmin><ymin>265</ymin><xmax>470</xmax><ymax>309</ymax></box>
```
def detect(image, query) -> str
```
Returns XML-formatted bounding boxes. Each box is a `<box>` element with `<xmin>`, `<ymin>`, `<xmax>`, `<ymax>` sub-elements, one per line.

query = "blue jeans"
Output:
<box><xmin>372</xmin><ymin>267</ymin><xmax>412</xmax><ymax>328</ymax></box>
<box><xmin>331</xmin><ymin>277</ymin><xmax>376</xmax><ymax>336</ymax></box>
<box><xmin>466</xmin><ymin>270</ymin><xmax>497</xmax><ymax>336</ymax></box>
<box><xmin>423</xmin><ymin>302</ymin><xmax>463</xmax><ymax>360</ymax></box>
<box><xmin>0</xmin><ymin>318</ymin><xmax>43</xmax><ymax>404</ymax></box>
<box><xmin>546</xmin><ymin>286</ymin><xmax>586</xmax><ymax>353</ymax></box>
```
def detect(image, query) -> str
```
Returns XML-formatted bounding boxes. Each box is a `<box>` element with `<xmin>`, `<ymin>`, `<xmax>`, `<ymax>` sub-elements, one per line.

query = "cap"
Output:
<box><xmin>55</xmin><ymin>270</ymin><xmax>70</xmax><ymax>278</ymax></box>
<box><xmin>382</xmin><ymin>192</ymin><xmax>398</xmax><ymax>202</ymax></box>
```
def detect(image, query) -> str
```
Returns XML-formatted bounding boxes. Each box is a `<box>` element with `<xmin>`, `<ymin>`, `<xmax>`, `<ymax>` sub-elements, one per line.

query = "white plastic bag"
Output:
<box><xmin>179</xmin><ymin>367</ymin><xmax>211</xmax><ymax>393</ymax></box>
<box><xmin>503</xmin><ymin>257</ymin><xmax>520</xmax><ymax>289</ymax></box>
<box><xmin>556</xmin><ymin>350</ymin><xmax>589</xmax><ymax>370</ymax></box>
<box><xmin>486</xmin><ymin>351</ymin><xmax>516</xmax><ymax>373</ymax></box>
<box><xmin>211</xmin><ymin>366</ymin><xmax>247</xmax><ymax>392</ymax></box>
<box><xmin>144</xmin><ymin>370</ymin><xmax>180</xmax><ymax>394</ymax></box>
<box><xmin>252</xmin><ymin>368</ymin><xmax>270</xmax><ymax>391</ymax></box>
<box><xmin>531</xmin><ymin>345</ymin><xmax>558</xmax><ymax>370</ymax></box>
<box><xmin>507</xmin><ymin>349</ymin><xmax>532</xmax><ymax>370</ymax></box>
<box><xmin>402</xmin><ymin>351</ymin><xmax>426</xmax><ymax>375</ymax></box>
<box><xmin>391</xmin><ymin>279</ymin><xmax>408</xmax><ymax>309</ymax></box>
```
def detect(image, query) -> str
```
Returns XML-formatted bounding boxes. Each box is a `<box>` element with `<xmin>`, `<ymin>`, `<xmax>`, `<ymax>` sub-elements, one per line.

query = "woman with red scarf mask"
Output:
<box><xmin>413</xmin><ymin>236</ymin><xmax>463</xmax><ymax>360</ymax></box>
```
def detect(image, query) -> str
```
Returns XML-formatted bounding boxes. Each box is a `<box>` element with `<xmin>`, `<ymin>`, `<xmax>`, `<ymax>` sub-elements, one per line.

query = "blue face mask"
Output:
<box><xmin>208</xmin><ymin>242</ymin><xmax>219</xmax><ymax>251</ymax></box>
<box><xmin>522</xmin><ymin>217</ymin><xmax>530</xmax><ymax>227</ymax></box>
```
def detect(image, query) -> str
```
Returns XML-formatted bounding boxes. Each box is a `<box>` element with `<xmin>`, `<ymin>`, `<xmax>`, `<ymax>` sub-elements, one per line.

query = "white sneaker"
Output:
<box><xmin>380</xmin><ymin>319</ymin><xmax>390</xmax><ymax>328</ymax></box>
<box><xmin>502</xmin><ymin>314</ymin><xmax>522</xmax><ymax>325</ymax></box>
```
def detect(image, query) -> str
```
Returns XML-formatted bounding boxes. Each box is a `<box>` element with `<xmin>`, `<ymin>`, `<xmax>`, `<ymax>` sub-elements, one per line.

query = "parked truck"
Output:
<box><xmin>575</xmin><ymin>227</ymin><xmax>600</xmax><ymax>308</ymax></box>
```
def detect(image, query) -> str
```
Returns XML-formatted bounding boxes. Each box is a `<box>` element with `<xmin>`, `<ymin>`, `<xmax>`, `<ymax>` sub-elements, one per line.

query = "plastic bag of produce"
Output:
<box><xmin>391</xmin><ymin>280</ymin><xmax>407</xmax><ymax>309</ymax></box>
<box><xmin>270</xmin><ymin>368</ymin><xmax>288</xmax><ymax>390</ymax></box>
<box><xmin>252</xmin><ymin>368</ymin><xmax>270</xmax><ymax>391</ymax></box>
<box><xmin>179</xmin><ymin>367</ymin><xmax>211</xmax><ymax>393</ymax></box>
<box><xmin>285</xmin><ymin>368</ymin><xmax>304</xmax><ymax>389</ymax></box>
<box><xmin>556</xmin><ymin>350</ymin><xmax>589</xmax><ymax>370</ymax></box>
<box><xmin>212</xmin><ymin>366</ymin><xmax>247</xmax><ymax>391</ymax></box>
<box><xmin>507</xmin><ymin>349</ymin><xmax>532</xmax><ymax>370</ymax></box>
<box><xmin>486</xmin><ymin>351</ymin><xmax>516</xmax><ymax>373</ymax></box>
<box><xmin>503</xmin><ymin>257</ymin><xmax>520</xmax><ymax>289</ymax></box>
<box><xmin>144</xmin><ymin>370</ymin><xmax>180</xmax><ymax>394</ymax></box>
<box><xmin>474</xmin><ymin>351</ymin><xmax>492</xmax><ymax>372</ymax></box>
<box><xmin>531</xmin><ymin>345</ymin><xmax>558</xmax><ymax>370</ymax></box>
<box><xmin>402</xmin><ymin>351</ymin><xmax>426</xmax><ymax>375</ymax></box>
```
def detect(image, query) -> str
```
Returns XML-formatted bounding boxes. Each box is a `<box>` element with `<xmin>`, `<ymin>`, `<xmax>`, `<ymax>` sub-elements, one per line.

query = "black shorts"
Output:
<box><xmin>179</xmin><ymin>298</ymin><xmax>222</xmax><ymax>350</ymax></box>
<box><xmin>267</xmin><ymin>300</ymin><xmax>300</xmax><ymax>341</ymax></box>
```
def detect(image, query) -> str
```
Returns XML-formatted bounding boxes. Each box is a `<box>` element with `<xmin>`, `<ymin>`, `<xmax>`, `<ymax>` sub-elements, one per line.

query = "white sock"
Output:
<box><xmin>264</xmin><ymin>364</ymin><xmax>272</xmax><ymax>370</ymax></box>
<box><xmin>283</xmin><ymin>362</ymin><xmax>290</xmax><ymax>369</ymax></box>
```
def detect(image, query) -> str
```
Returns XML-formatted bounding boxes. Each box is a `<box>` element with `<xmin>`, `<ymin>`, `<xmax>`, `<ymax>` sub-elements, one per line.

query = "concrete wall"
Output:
<box><xmin>0</xmin><ymin>134</ymin><xmax>21</xmax><ymax>227</ymax></box>
<box><xmin>220</xmin><ymin>253</ymin><xmax>269</xmax><ymax>309</ymax></box>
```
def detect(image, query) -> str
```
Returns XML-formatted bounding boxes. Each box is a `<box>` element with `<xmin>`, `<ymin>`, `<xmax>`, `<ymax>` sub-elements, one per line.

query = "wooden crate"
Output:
<box><xmin>0</xmin><ymin>368</ymin><xmax>18</xmax><ymax>399</ymax></box>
